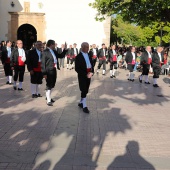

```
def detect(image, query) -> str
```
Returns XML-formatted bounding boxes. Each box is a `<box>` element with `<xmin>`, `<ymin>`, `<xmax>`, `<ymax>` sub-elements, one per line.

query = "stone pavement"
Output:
<box><xmin>0</xmin><ymin>61</ymin><xmax>170</xmax><ymax>170</ymax></box>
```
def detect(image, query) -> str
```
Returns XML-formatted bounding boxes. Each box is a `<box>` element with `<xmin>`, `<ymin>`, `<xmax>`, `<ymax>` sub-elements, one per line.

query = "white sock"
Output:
<box><xmin>36</xmin><ymin>84</ymin><xmax>41</xmax><ymax>95</ymax></box>
<box><xmin>113</xmin><ymin>69</ymin><xmax>116</xmax><ymax>76</ymax></box>
<box><xmin>128</xmin><ymin>72</ymin><xmax>131</xmax><ymax>79</ymax></box>
<box><xmin>79</xmin><ymin>98</ymin><xmax>83</xmax><ymax>104</ymax></box>
<box><xmin>31</xmin><ymin>84</ymin><xmax>36</xmax><ymax>94</ymax></box>
<box><xmin>140</xmin><ymin>75</ymin><xmax>143</xmax><ymax>81</ymax></box>
<box><xmin>9</xmin><ymin>76</ymin><xmax>12</xmax><ymax>83</ymax></box>
<box><xmin>130</xmin><ymin>72</ymin><xmax>134</xmax><ymax>79</ymax></box>
<box><xmin>6</xmin><ymin>76</ymin><xmax>9</xmax><ymax>82</ymax></box>
<box><xmin>14</xmin><ymin>81</ymin><xmax>17</xmax><ymax>87</ymax></box>
<box><xmin>97</xmin><ymin>69</ymin><xmax>99</xmax><ymax>73</ymax></box>
<box><xmin>102</xmin><ymin>70</ymin><xmax>105</xmax><ymax>74</ymax></box>
<box><xmin>67</xmin><ymin>64</ymin><xmax>69</xmax><ymax>68</ymax></box>
<box><xmin>153</xmin><ymin>78</ymin><xmax>157</xmax><ymax>85</ymax></box>
<box><xmin>145</xmin><ymin>75</ymin><xmax>149</xmax><ymax>82</ymax></box>
<box><xmin>18</xmin><ymin>82</ymin><xmax>22</xmax><ymax>89</ymax></box>
<box><xmin>72</xmin><ymin>64</ymin><xmax>74</xmax><ymax>68</ymax></box>
<box><xmin>46</xmin><ymin>90</ymin><xmax>51</xmax><ymax>103</ymax></box>
<box><xmin>110</xmin><ymin>70</ymin><xmax>113</xmax><ymax>76</ymax></box>
<box><xmin>82</xmin><ymin>98</ymin><xmax>87</xmax><ymax>108</ymax></box>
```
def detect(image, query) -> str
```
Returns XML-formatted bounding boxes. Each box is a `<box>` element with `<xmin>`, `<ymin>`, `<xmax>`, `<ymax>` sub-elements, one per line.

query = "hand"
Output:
<box><xmin>43</xmin><ymin>75</ymin><xmax>47</xmax><ymax>79</ymax></box>
<box><xmin>30</xmin><ymin>70</ymin><xmax>34</xmax><ymax>75</ymax></box>
<box><xmin>11</xmin><ymin>67</ymin><xmax>14</xmax><ymax>70</ymax></box>
<box><xmin>87</xmin><ymin>72</ymin><xmax>93</xmax><ymax>78</ymax></box>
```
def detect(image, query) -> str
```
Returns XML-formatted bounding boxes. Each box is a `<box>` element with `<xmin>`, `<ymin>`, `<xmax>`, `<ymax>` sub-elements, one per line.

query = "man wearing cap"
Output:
<box><xmin>97</xmin><ymin>43</ymin><xmax>107</xmax><ymax>75</ymax></box>
<box><xmin>75</xmin><ymin>42</ymin><xmax>94</xmax><ymax>113</ymax></box>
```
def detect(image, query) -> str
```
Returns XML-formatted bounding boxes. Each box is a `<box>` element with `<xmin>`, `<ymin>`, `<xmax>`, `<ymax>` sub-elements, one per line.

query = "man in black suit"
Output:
<box><xmin>89</xmin><ymin>44</ymin><xmax>98</xmax><ymax>68</ymax></box>
<box><xmin>58</xmin><ymin>43</ymin><xmax>67</xmax><ymax>68</ymax></box>
<box><xmin>108</xmin><ymin>45</ymin><xmax>118</xmax><ymax>78</ymax></box>
<box><xmin>139</xmin><ymin>46</ymin><xmax>152</xmax><ymax>84</ymax></box>
<box><xmin>11</xmin><ymin>40</ymin><xmax>27</xmax><ymax>90</ymax></box>
<box><xmin>75</xmin><ymin>42</ymin><xmax>94</xmax><ymax>113</ymax></box>
<box><xmin>97</xmin><ymin>43</ymin><xmax>107</xmax><ymax>75</ymax></box>
<box><xmin>1</xmin><ymin>40</ymin><xmax>14</xmax><ymax>84</ymax></box>
<box><xmin>152</xmin><ymin>46</ymin><xmax>164</xmax><ymax>87</ymax></box>
<box><xmin>66</xmin><ymin>45</ymin><xmax>73</xmax><ymax>69</ymax></box>
<box><xmin>70</xmin><ymin>43</ymin><xmax>78</xmax><ymax>70</ymax></box>
<box><xmin>27</xmin><ymin>41</ymin><xmax>43</xmax><ymax>98</ymax></box>
<box><xmin>125</xmin><ymin>46</ymin><xmax>137</xmax><ymax>82</ymax></box>
<box><xmin>41</xmin><ymin>40</ymin><xmax>61</xmax><ymax>106</ymax></box>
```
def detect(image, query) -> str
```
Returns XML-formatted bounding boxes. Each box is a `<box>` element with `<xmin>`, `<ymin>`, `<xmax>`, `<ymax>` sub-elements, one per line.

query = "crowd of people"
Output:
<box><xmin>0</xmin><ymin>39</ymin><xmax>170</xmax><ymax>113</ymax></box>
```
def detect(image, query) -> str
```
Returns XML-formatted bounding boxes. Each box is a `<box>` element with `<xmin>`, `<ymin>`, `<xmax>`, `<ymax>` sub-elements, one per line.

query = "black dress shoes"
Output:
<box><xmin>18</xmin><ymin>88</ymin><xmax>23</xmax><ymax>91</ymax></box>
<box><xmin>36</xmin><ymin>94</ymin><xmax>42</xmax><ymax>97</ymax></box>
<box><xmin>130</xmin><ymin>79</ymin><xmax>134</xmax><ymax>82</ymax></box>
<box><xmin>83</xmin><ymin>107</ymin><xmax>90</xmax><ymax>114</ymax></box>
<box><xmin>110</xmin><ymin>75</ymin><xmax>113</xmax><ymax>78</ymax></box>
<box><xmin>6</xmin><ymin>81</ymin><xmax>9</xmax><ymax>84</ymax></box>
<box><xmin>13</xmin><ymin>86</ymin><xmax>17</xmax><ymax>90</ymax></box>
<box><xmin>78</xmin><ymin>103</ymin><xmax>83</xmax><ymax>108</ymax></box>
<box><xmin>45</xmin><ymin>98</ymin><xmax>55</xmax><ymax>103</ymax></box>
<box><xmin>145</xmin><ymin>82</ymin><xmax>150</xmax><ymax>84</ymax></box>
<box><xmin>47</xmin><ymin>102</ymin><xmax>53</xmax><ymax>106</ymax></box>
<box><xmin>32</xmin><ymin>94</ymin><xmax>38</xmax><ymax>98</ymax></box>
<box><xmin>153</xmin><ymin>84</ymin><xmax>159</xmax><ymax>87</ymax></box>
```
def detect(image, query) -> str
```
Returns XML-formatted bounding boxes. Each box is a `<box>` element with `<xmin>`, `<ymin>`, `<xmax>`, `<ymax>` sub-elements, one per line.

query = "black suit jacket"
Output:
<box><xmin>97</xmin><ymin>48</ymin><xmax>107</xmax><ymax>59</ymax></box>
<box><xmin>140</xmin><ymin>51</ymin><xmax>151</xmax><ymax>65</ymax></box>
<box><xmin>27</xmin><ymin>49</ymin><xmax>41</xmax><ymax>72</ymax></box>
<box><xmin>10</xmin><ymin>48</ymin><xmax>27</xmax><ymax>67</ymax></box>
<box><xmin>125</xmin><ymin>51</ymin><xmax>137</xmax><ymax>64</ymax></box>
<box><xmin>1</xmin><ymin>47</ymin><xmax>14</xmax><ymax>64</ymax></box>
<box><xmin>58</xmin><ymin>48</ymin><xmax>67</xmax><ymax>58</ymax></box>
<box><xmin>89</xmin><ymin>48</ymin><xmax>98</xmax><ymax>58</ymax></box>
<box><xmin>108</xmin><ymin>49</ymin><xmax>117</xmax><ymax>62</ymax></box>
<box><xmin>72</xmin><ymin>48</ymin><xmax>79</xmax><ymax>56</ymax></box>
<box><xmin>152</xmin><ymin>51</ymin><xmax>164</xmax><ymax>68</ymax></box>
<box><xmin>41</xmin><ymin>48</ymin><xmax>61</xmax><ymax>75</ymax></box>
<box><xmin>75</xmin><ymin>52</ymin><xmax>94</xmax><ymax>77</ymax></box>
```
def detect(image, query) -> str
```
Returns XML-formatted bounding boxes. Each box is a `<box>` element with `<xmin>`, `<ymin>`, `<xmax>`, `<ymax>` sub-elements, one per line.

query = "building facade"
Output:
<box><xmin>0</xmin><ymin>0</ymin><xmax>111</xmax><ymax>49</ymax></box>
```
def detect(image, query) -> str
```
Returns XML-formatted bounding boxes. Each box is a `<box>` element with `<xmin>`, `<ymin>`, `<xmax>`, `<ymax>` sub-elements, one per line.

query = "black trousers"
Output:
<box><xmin>142</xmin><ymin>64</ymin><xmax>150</xmax><ymax>75</ymax></box>
<box><xmin>4</xmin><ymin>63</ymin><xmax>13</xmax><ymax>76</ymax></box>
<box><xmin>67</xmin><ymin>58</ymin><xmax>71</xmax><ymax>64</ymax></box>
<box><xmin>98</xmin><ymin>60</ymin><xmax>106</xmax><ymax>70</ymax></box>
<box><xmin>127</xmin><ymin>64</ymin><xmax>135</xmax><ymax>72</ymax></box>
<box><xmin>110</xmin><ymin>61</ymin><xmax>117</xmax><ymax>70</ymax></box>
<box><xmin>70</xmin><ymin>58</ymin><xmax>75</xmax><ymax>65</ymax></box>
<box><xmin>46</xmin><ymin>68</ymin><xmax>57</xmax><ymax>90</ymax></box>
<box><xmin>14</xmin><ymin>65</ymin><xmax>25</xmax><ymax>82</ymax></box>
<box><xmin>153</xmin><ymin>66</ymin><xmax>161</xmax><ymax>78</ymax></box>
<box><xmin>92</xmin><ymin>59</ymin><xmax>97</xmax><ymax>67</ymax></box>
<box><xmin>31</xmin><ymin>72</ymin><xmax>43</xmax><ymax>84</ymax></box>
<box><xmin>78</xmin><ymin>75</ymin><xmax>91</xmax><ymax>98</ymax></box>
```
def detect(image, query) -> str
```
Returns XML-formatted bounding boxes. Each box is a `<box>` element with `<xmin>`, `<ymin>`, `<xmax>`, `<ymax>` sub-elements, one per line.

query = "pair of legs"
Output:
<box><xmin>153</xmin><ymin>66</ymin><xmax>161</xmax><ymax>87</ymax></box>
<box><xmin>45</xmin><ymin>68</ymin><xmax>57</xmax><ymax>105</ymax></box>
<box><xmin>59</xmin><ymin>58</ymin><xmax>65</xmax><ymax>68</ymax></box>
<box><xmin>127</xmin><ymin>64</ymin><xmax>135</xmax><ymax>81</ymax></box>
<box><xmin>13</xmin><ymin>65</ymin><xmax>25</xmax><ymax>89</ymax></box>
<box><xmin>110</xmin><ymin>61</ymin><xmax>117</xmax><ymax>78</ymax></box>
<box><xmin>78</xmin><ymin>75</ymin><xmax>91</xmax><ymax>111</ymax></box>
<box><xmin>139</xmin><ymin>64</ymin><xmax>150</xmax><ymax>83</ymax></box>
<box><xmin>30</xmin><ymin>72</ymin><xmax>43</xmax><ymax>97</ymax></box>
<box><xmin>97</xmin><ymin>60</ymin><xmax>106</xmax><ymax>74</ymax></box>
<box><xmin>4</xmin><ymin>63</ymin><xmax>13</xmax><ymax>84</ymax></box>
<box><xmin>92</xmin><ymin>58</ymin><xmax>97</xmax><ymax>68</ymax></box>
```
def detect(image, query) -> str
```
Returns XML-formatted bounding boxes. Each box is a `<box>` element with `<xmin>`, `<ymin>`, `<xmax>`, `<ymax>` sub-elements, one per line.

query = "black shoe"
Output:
<box><xmin>45</xmin><ymin>98</ymin><xmax>55</xmax><ymax>102</ymax></box>
<box><xmin>145</xmin><ymin>82</ymin><xmax>150</xmax><ymax>84</ymax></box>
<box><xmin>102</xmin><ymin>73</ymin><xmax>105</xmax><ymax>75</ymax></box>
<box><xmin>128</xmin><ymin>78</ymin><xmax>130</xmax><ymax>81</ymax></box>
<box><xmin>78</xmin><ymin>103</ymin><xmax>83</xmax><ymax>108</ymax></box>
<box><xmin>32</xmin><ymin>94</ymin><xmax>38</xmax><ymax>98</ymax></box>
<box><xmin>18</xmin><ymin>88</ymin><xmax>23</xmax><ymax>91</ymax></box>
<box><xmin>113</xmin><ymin>75</ymin><xmax>116</xmax><ymax>78</ymax></box>
<box><xmin>130</xmin><ymin>79</ymin><xmax>134</xmax><ymax>82</ymax></box>
<box><xmin>47</xmin><ymin>102</ymin><xmax>53</xmax><ymax>106</ymax></box>
<box><xmin>139</xmin><ymin>78</ymin><xmax>142</xmax><ymax>83</ymax></box>
<box><xmin>13</xmin><ymin>86</ymin><xmax>17</xmax><ymax>90</ymax></box>
<box><xmin>83</xmin><ymin>107</ymin><xmax>90</xmax><ymax>114</ymax></box>
<box><xmin>153</xmin><ymin>84</ymin><xmax>159</xmax><ymax>87</ymax></box>
<box><xmin>36</xmin><ymin>94</ymin><xmax>42</xmax><ymax>97</ymax></box>
<box><xmin>9</xmin><ymin>82</ymin><xmax>13</xmax><ymax>85</ymax></box>
<box><xmin>110</xmin><ymin>75</ymin><xmax>113</xmax><ymax>78</ymax></box>
<box><xmin>6</xmin><ymin>81</ymin><xmax>9</xmax><ymax>84</ymax></box>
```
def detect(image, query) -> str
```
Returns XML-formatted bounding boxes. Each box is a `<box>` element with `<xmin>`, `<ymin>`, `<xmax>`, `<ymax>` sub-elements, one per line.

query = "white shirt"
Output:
<box><xmin>158</xmin><ymin>53</ymin><xmax>162</xmax><ymax>62</ymax></box>
<box><xmin>103</xmin><ymin>49</ymin><xmax>105</xmax><ymax>56</ymax></box>
<box><xmin>18</xmin><ymin>48</ymin><xmax>26</xmax><ymax>62</ymax></box>
<box><xmin>48</xmin><ymin>48</ymin><xmax>57</xmax><ymax>64</ymax></box>
<box><xmin>74</xmin><ymin>48</ymin><xmax>77</xmax><ymax>56</ymax></box>
<box><xmin>93</xmin><ymin>48</ymin><xmax>97</xmax><ymax>55</ymax></box>
<box><xmin>147</xmin><ymin>51</ymin><xmax>151</xmax><ymax>58</ymax></box>
<box><xmin>81</xmin><ymin>52</ymin><xmax>91</xmax><ymax>68</ymax></box>
<box><xmin>112</xmin><ymin>50</ymin><xmax>116</xmax><ymax>55</ymax></box>
<box><xmin>7</xmin><ymin>47</ymin><xmax>11</xmax><ymax>58</ymax></box>
<box><xmin>36</xmin><ymin>49</ymin><xmax>41</xmax><ymax>62</ymax></box>
<box><xmin>131</xmin><ymin>52</ymin><xmax>136</xmax><ymax>60</ymax></box>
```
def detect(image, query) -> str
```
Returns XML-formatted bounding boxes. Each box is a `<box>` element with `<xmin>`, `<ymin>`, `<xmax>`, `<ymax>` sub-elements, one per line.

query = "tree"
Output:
<box><xmin>89</xmin><ymin>0</ymin><xmax>170</xmax><ymax>26</ymax></box>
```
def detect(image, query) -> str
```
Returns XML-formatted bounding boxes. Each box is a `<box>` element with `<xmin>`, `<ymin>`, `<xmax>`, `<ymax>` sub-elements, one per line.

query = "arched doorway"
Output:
<box><xmin>17</xmin><ymin>24</ymin><xmax>37</xmax><ymax>50</ymax></box>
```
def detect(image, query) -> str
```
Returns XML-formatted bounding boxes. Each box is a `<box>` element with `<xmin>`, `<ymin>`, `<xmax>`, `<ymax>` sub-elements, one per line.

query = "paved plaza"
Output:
<box><xmin>0</xmin><ymin>61</ymin><xmax>170</xmax><ymax>170</ymax></box>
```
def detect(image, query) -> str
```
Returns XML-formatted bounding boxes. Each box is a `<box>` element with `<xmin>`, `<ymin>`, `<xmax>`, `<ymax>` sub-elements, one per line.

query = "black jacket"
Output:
<box><xmin>72</xmin><ymin>48</ymin><xmax>79</xmax><ymax>56</ymax></box>
<box><xmin>1</xmin><ymin>47</ymin><xmax>14</xmax><ymax>64</ymax></box>
<box><xmin>66</xmin><ymin>48</ymin><xmax>74</xmax><ymax>56</ymax></box>
<box><xmin>108</xmin><ymin>49</ymin><xmax>117</xmax><ymax>62</ymax></box>
<box><xmin>10</xmin><ymin>48</ymin><xmax>27</xmax><ymax>67</ymax></box>
<box><xmin>140</xmin><ymin>51</ymin><xmax>151</xmax><ymax>65</ymax></box>
<box><xmin>89</xmin><ymin>48</ymin><xmax>98</xmax><ymax>58</ymax></box>
<box><xmin>27</xmin><ymin>49</ymin><xmax>41</xmax><ymax>72</ymax></box>
<box><xmin>97</xmin><ymin>48</ymin><xmax>107</xmax><ymax>59</ymax></box>
<box><xmin>41</xmin><ymin>48</ymin><xmax>62</xmax><ymax>75</ymax></box>
<box><xmin>75</xmin><ymin>52</ymin><xmax>94</xmax><ymax>77</ymax></box>
<box><xmin>58</xmin><ymin>48</ymin><xmax>67</xmax><ymax>58</ymax></box>
<box><xmin>152</xmin><ymin>51</ymin><xmax>164</xmax><ymax>68</ymax></box>
<box><xmin>125</xmin><ymin>51</ymin><xmax>137</xmax><ymax>64</ymax></box>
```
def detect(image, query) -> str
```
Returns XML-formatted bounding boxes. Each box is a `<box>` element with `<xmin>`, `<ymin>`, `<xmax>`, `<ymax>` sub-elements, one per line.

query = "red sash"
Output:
<box><xmin>131</xmin><ymin>60</ymin><xmax>135</xmax><ymax>65</ymax></box>
<box><xmin>5</xmin><ymin>58</ymin><xmax>10</xmax><ymax>64</ymax></box>
<box><xmin>72</xmin><ymin>55</ymin><xmax>76</xmax><ymax>59</ymax></box>
<box><xmin>67</xmin><ymin>55</ymin><xmax>70</xmax><ymax>58</ymax></box>
<box><xmin>99</xmin><ymin>56</ymin><xmax>106</xmax><ymax>60</ymax></box>
<box><xmin>92</xmin><ymin>55</ymin><xmax>97</xmax><ymax>59</ymax></box>
<box><xmin>148</xmin><ymin>58</ymin><xmax>152</xmax><ymax>64</ymax></box>
<box><xmin>113</xmin><ymin>55</ymin><xmax>117</xmax><ymax>61</ymax></box>
<box><xmin>18</xmin><ymin>56</ymin><xmax>25</xmax><ymax>66</ymax></box>
<box><xmin>33</xmin><ymin>62</ymin><xmax>41</xmax><ymax>72</ymax></box>
<box><xmin>87</xmin><ymin>68</ymin><xmax>91</xmax><ymax>73</ymax></box>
